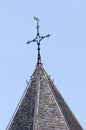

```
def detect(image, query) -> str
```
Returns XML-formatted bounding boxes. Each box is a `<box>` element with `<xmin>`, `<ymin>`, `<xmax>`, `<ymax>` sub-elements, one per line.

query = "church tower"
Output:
<box><xmin>6</xmin><ymin>17</ymin><xmax>83</xmax><ymax>130</ymax></box>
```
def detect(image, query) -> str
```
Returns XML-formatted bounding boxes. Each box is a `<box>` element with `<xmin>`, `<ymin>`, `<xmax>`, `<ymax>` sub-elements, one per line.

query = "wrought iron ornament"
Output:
<box><xmin>26</xmin><ymin>17</ymin><xmax>51</xmax><ymax>65</ymax></box>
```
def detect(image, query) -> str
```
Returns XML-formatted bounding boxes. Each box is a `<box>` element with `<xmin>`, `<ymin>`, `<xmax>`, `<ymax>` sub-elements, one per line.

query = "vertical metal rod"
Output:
<box><xmin>37</xmin><ymin>42</ymin><xmax>41</xmax><ymax>65</ymax></box>
<box><xmin>37</xmin><ymin>22</ymin><xmax>40</xmax><ymax>36</ymax></box>
<box><xmin>36</xmin><ymin>21</ymin><xmax>41</xmax><ymax>65</ymax></box>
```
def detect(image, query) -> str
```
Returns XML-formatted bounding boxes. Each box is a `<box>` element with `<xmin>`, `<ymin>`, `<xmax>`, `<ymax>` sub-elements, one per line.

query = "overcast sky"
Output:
<box><xmin>0</xmin><ymin>0</ymin><xmax>86</xmax><ymax>129</ymax></box>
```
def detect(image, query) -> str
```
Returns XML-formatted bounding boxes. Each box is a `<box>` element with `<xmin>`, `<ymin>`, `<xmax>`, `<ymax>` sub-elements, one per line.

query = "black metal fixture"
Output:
<box><xmin>26</xmin><ymin>17</ymin><xmax>51</xmax><ymax>65</ymax></box>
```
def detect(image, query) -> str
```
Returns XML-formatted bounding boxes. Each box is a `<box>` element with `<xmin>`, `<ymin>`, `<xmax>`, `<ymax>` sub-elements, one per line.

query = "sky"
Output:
<box><xmin>0</xmin><ymin>0</ymin><xmax>86</xmax><ymax>129</ymax></box>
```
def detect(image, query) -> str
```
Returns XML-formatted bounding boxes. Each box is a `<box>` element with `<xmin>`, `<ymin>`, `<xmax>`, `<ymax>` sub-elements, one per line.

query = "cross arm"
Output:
<box><xmin>39</xmin><ymin>34</ymin><xmax>51</xmax><ymax>42</ymax></box>
<box><xmin>26</xmin><ymin>39</ymin><xmax>36</xmax><ymax>44</ymax></box>
<box><xmin>41</xmin><ymin>34</ymin><xmax>51</xmax><ymax>39</ymax></box>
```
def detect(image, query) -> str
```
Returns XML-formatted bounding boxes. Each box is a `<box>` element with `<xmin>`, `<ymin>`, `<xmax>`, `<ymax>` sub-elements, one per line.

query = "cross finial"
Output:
<box><xmin>26</xmin><ymin>17</ymin><xmax>51</xmax><ymax>65</ymax></box>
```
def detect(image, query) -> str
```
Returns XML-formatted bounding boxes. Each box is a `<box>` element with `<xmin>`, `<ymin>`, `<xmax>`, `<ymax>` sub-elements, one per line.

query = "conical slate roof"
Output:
<box><xmin>6</xmin><ymin>64</ymin><xmax>83</xmax><ymax>130</ymax></box>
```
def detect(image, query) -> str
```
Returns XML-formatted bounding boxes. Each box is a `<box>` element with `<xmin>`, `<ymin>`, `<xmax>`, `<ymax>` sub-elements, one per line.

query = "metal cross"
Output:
<box><xmin>26</xmin><ymin>17</ymin><xmax>51</xmax><ymax>65</ymax></box>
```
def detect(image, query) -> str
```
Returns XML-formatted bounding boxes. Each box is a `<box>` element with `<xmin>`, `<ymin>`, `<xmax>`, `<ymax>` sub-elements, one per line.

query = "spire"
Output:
<box><xmin>26</xmin><ymin>17</ymin><xmax>51</xmax><ymax>65</ymax></box>
<box><xmin>6</xmin><ymin>64</ymin><xmax>83</xmax><ymax>130</ymax></box>
<box><xmin>6</xmin><ymin>18</ymin><xmax>83</xmax><ymax>130</ymax></box>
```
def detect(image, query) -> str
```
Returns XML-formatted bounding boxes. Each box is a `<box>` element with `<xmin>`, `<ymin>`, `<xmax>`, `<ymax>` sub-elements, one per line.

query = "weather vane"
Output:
<box><xmin>26</xmin><ymin>17</ymin><xmax>51</xmax><ymax>65</ymax></box>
